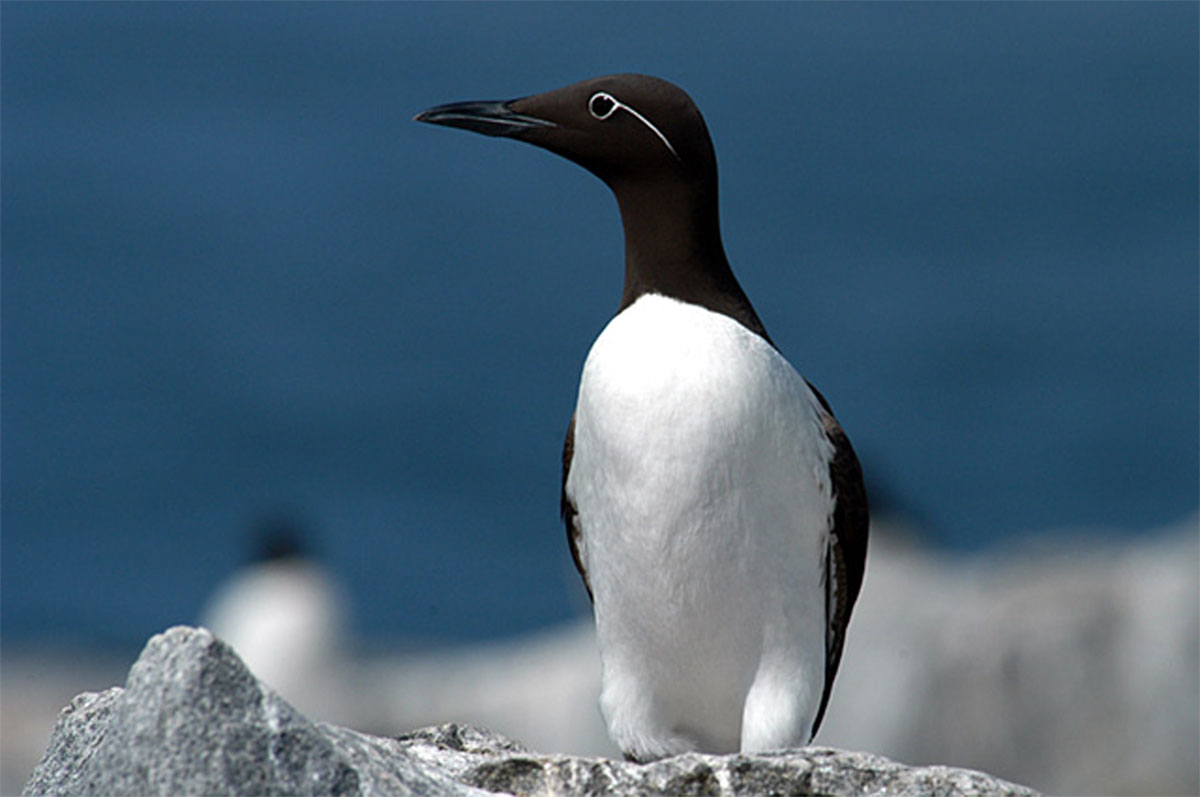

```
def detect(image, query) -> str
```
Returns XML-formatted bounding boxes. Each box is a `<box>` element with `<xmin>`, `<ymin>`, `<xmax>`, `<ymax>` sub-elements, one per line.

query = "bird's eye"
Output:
<box><xmin>588</xmin><ymin>92</ymin><xmax>618</xmax><ymax>120</ymax></box>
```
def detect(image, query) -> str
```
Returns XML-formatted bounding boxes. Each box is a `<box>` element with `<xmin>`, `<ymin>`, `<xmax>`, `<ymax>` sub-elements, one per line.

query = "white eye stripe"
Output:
<box><xmin>588</xmin><ymin>92</ymin><xmax>618</xmax><ymax>120</ymax></box>
<box><xmin>588</xmin><ymin>91</ymin><xmax>681</xmax><ymax>163</ymax></box>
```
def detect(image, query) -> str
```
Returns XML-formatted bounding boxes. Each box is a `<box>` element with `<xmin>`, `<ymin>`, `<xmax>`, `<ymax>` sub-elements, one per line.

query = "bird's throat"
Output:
<box><xmin>614</xmin><ymin>181</ymin><xmax>770</xmax><ymax>342</ymax></box>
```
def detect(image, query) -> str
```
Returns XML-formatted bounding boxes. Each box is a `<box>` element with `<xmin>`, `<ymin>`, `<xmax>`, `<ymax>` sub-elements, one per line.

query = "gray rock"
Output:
<box><xmin>397</xmin><ymin>723</ymin><xmax>1039</xmax><ymax>796</ymax></box>
<box><xmin>23</xmin><ymin>626</ymin><xmax>1038</xmax><ymax>796</ymax></box>
<box><xmin>22</xmin><ymin>627</ymin><xmax>485</xmax><ymax>797</ymax></box>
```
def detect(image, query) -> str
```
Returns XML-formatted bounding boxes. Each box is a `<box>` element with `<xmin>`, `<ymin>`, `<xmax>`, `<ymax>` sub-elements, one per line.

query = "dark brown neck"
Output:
<box><xmin>612</xmin><ymin>177</ymin><xmax>771</xmax><ymax>344</ymax></box>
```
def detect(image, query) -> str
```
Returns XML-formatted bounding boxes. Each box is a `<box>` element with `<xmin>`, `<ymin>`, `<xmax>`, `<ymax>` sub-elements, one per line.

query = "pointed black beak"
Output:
<box><xmin>414</xmin><ymin>99</ymin><xmax>556</xmax><ymax>139</ymax></box>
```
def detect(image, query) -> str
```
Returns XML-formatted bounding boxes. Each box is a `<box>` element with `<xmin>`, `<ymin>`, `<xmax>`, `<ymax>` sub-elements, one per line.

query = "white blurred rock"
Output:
<box><xmin>352</xmin><ymin>621</ymin><xmax>615</xmax><ymax>757</ymax></box>
<box><xmin>826</xmin><ymin>518</ymin><xmax>1200</xmax><ymax>796</ymax></box>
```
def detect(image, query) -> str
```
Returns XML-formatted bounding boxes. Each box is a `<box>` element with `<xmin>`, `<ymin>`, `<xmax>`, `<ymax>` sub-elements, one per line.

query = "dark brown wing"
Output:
<box><xmin>806</xmin><ymin>389</ymin><xmax>869</xmax><ymax>741</ymax></box>
<box><xmin>561</xmin><ymin>413</ymin><xmax>592</xmax><ymax>601</ymax></box>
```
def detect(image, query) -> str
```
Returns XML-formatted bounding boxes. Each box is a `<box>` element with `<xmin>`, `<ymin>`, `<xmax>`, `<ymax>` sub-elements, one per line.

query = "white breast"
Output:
<box><xmin>566</xmin><ymin>293</ymin><xmax>837</xmax><ymax>759</ymax></box>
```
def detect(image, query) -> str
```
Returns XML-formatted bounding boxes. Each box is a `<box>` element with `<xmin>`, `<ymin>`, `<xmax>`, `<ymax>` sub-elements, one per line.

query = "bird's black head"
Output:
<box><xmin>415</xmin><ymin>74</ymin><xmax>716</xmax><ymax>190</ymax></box>
<box><xmin>415</xmin><ymin>74</ymin><xmax>767</xmax><ymax>339</ymax></box>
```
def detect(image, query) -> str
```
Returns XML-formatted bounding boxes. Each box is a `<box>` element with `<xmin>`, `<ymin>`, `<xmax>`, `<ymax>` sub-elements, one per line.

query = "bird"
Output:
<box><xmin>198</xmin><ymin>513</ymin><xmax>350</xmax><ymax>721</ymax></box>
<box><xmin>415</xmin><ymin>74</ymin><xmax>868</xmax><ymax>762</ymax></box>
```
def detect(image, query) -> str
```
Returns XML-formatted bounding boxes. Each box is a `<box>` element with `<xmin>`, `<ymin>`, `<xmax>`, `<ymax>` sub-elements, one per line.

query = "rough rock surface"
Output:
<box><xmin>23</xmin><ymin>626</ymin><xmax>1038</xmax><ymax>796</ymax></box>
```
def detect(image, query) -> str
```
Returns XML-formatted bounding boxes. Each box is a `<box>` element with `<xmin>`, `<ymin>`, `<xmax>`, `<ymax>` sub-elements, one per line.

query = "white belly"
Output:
<box><xmin>565</xmin><ymin>293</ymin><xmax>836</xmax><ymax>759</ymax></box>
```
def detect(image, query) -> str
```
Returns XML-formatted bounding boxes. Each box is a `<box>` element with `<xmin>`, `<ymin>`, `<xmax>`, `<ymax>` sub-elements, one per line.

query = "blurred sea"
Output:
<box><xmin>2</xmin><ymin>2</ymin><xmax>1197</xmax><ymax>647</ymax></box>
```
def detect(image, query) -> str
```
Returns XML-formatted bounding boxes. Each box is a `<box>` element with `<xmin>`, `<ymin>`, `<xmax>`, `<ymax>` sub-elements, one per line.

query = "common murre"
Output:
<box><xmin>415</xmin><ymin>74</ymin><xmax>868</xmax><ymax>762</ymax></box>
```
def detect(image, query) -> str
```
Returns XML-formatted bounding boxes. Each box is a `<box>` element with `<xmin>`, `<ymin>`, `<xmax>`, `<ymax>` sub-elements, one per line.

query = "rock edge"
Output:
<box><xmin>23</xmin><ymin>626</ymin><xmax>1038</xmax><ymax>796</ymax></box>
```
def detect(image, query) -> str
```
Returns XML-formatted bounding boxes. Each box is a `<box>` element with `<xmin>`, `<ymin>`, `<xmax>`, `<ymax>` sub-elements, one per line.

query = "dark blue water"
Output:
<box><xmin>3</xmin><ymin>2</ymin><xmax>1197</xmax><ymax>646</ymax></box>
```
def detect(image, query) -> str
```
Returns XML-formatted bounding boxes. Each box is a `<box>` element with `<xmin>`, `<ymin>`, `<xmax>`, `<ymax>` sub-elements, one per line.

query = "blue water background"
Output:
<box><xmin>3</xmin><ymin>2</ymin><xmax>1197</xmax><ymax>646</ymax></box>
